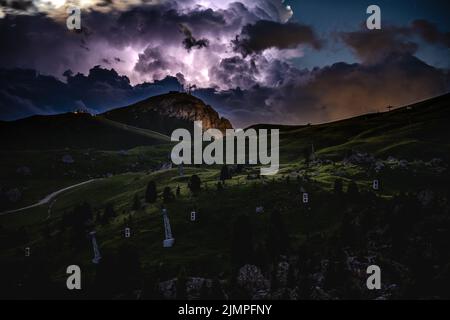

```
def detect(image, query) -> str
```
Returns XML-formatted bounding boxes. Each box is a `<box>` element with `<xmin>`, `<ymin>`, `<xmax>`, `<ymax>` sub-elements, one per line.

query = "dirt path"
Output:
<box><xmin>0</xmin><ymin>179</ymin><xmax>99</xmax><ymax>216</ymax></box>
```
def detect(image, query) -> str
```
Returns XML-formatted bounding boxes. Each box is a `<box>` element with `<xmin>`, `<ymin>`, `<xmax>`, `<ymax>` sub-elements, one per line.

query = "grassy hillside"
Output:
<box><xmin>1</xmin><ymin>93</ymin><xmax>449</xmax><ymax>299</ymax></box>
<box><xmin>274</xmin><ymin>93</ymin><xmax>450</xmax><ymax>162</ymax></box>
<box><xmin>0</xmin><ymin>113</ymin><xmax>170</xmax><ymax>150</ymax></box>
<box><xmin>0</xmin><ymin>145</ymin><xmax>173</xmax><ymax>211</ymax></box>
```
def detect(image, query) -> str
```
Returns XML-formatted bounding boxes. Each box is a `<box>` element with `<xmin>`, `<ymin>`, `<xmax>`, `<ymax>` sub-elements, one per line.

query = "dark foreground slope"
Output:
<box><xmin>0</xmin><ymin>113</ymin><xmax>170</xmax><ymax>150</ymax></box>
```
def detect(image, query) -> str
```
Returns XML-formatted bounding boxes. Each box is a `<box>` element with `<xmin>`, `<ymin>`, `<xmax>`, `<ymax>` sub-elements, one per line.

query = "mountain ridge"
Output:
<box><xmin>0</xmin><ymin>92</ymin><xmax>232</xmax><ymax>150</ymax></box>
<box><xmin>102</xmin><ymin>92</ymin><xmax>233</xmax><ymax>135</ymax></box>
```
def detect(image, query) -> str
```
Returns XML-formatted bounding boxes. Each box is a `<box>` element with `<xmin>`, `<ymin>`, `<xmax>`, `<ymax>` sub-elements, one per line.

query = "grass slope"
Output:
<box><xmin>0</xmin><ymin>113</ymin><xmax>170</xmax><ymax>150</ymax></box>
<box><xmin>274</xmin><ymin>93</ymin><xmax>450</xmax><ymax>162</ymax></box>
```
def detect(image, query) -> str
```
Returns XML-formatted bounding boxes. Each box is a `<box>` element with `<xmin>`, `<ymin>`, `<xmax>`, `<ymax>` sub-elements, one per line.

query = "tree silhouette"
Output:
<box><xmin>210</xmin><ymin>278</ymin><xmax>225</xmax><ymax>299</ymax></box>
<box><xmin>303</xmin><ymin>147</ymin><xmax>311</xmax><ymax>167</ymax></box>
<box><xmin>145</xmin><ymin>181</ymin><xmax>157</xmax><ymax>203</ymax></box>
<box><xmin>334</xmin><ymin>179</ymin><xmax>343</xmax><ymax>194</ymax></box>
<box><xmin>66</xmin><ymin>202</ymin><xmax>93</xmax><ymax>247</ymax></box>
<box><xmin>220</xmin><ymin>165</ymin><xmax>231</xmax><ymax>181</ymax></box>
<box><xmin>188</xmin><ymin>175</ymin><xmax>202</xmax><ymax>195</ymax></box>
<box><xmin>132</xmin><ymin>193</ymin><xmax>141</xmax><ymax>211</ymax></box>
<box><xmin>231</xmin><ymin>215</ymin><xmax>254</xmax><ymax>268</ymax></box>
<box><xmin>94</xmin><ymin>245</ymin><xmax>142</xmax><ymax>298</ymax></box>
<box><xmin>101</xmin><ymin>203</ymin><xmax>116</xmax><ymax>225</ymax></box>
<box><xmin>163</xmin><ymin>186</ymin><xmax>175</xmax><ymax>203</ymax></box>
<box><xmin>267</xmin><ymin>209</ymin><xmax>289</xmax><ymax>261</ymax></box>
<box><xmin>347</xmin><ymin>181</ymin><xmax>359</xmax><ymax>197</ymax></box>
<box><xmin>176</xmin><ymin>267</ymin><xmax>188</xmax><ymax>300</ymax></box>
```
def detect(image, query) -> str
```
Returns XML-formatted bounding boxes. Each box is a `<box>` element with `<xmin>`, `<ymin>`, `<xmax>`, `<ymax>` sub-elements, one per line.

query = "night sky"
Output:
<box><xmin>0</xmin><ymin>0</ymin><xmax>449</xmax><ymax>127</ymax></box>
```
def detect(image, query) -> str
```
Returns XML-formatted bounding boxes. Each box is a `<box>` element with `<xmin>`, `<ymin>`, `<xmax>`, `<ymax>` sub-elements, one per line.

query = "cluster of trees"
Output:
<box><xmin>188</xmin><ymin>175</ymin><xmax>201</xmax><ymax>195</ymax></box>
<box><xmin>142</xmin><ymin>175</ymin><xmax>203</xmax><ymax>206</ymax></box>
<box><xmin>59</xmin><ymin>173</ymin><xmax>208</xmax><ymax>239</ymax></box>
<box><xmin>134</xmin><ymin>165</ymin><xmax>233</xmax><ymax>209</ymax></box>
<box><xmin>230</xmin><ymin>209</ymin><xmax>289</xmax><ymax>271</ymax></box>
<box><xmin>93</xmin><ymin>244</ymin><xmax>143</xmax><ymax>298</ymax></box>
<box><xmin>0</xmin><ymin>225</ymin><xmax>29</xmax><ymax>251</ymax></box>
<box><xmin>99</xmin><ymin>203</ymin><xmax>116</xmax><ymax>225</ymax></box>
<box><xmin>58</xmin><ymin>202</ymin><xmax>94</xmax><ymax>249</ymax></box>
<box><xmin>220</xmin><ymin>165</ymin><xmax>232</xmax><ymax>182</ymax></box>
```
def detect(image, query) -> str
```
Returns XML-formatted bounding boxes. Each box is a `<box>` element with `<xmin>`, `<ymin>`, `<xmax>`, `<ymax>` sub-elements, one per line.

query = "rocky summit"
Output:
<box><xmin>103</xmin><ymin>92</ymin><xmax>233</xmax><ymax>135</ymax></box>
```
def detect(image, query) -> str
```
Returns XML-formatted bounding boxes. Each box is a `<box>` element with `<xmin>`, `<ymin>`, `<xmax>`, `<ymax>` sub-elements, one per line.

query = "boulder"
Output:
<box><xmin>6</xmin><ymin>188</ymin><xmax>21</xmax><ymax>202</ymax></box>
<box><xmin>62</xmin><ymin>154</ymin><xmax>75</xmax><ymax>164</ymax></box>
<box><xmin>237</xmin><ymin>264</ymin><xmax>270</xmax><ymax>299</ymax></box>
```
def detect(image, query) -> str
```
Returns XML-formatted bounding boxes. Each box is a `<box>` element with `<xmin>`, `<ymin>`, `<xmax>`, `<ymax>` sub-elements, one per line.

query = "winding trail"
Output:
<box><xmin>0</xmin><ymin>179</ymin><xmax>99</xmax><ymax>216</ymax></box>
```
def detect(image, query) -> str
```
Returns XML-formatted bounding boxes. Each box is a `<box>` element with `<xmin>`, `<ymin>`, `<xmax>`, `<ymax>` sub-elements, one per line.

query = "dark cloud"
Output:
<box><xmin>412</xmin><ymin>19</ymin><xmax>450</xmax><ymax>48</ymax></box>
<box><xmin>341</xmin><ymin>20</ymin><xmax>450</xmax><ymax>64</ymax></box>
<box><xmin>210</xmin><ymin>56</ymin><xmax>259</xmax><ymax>89</ymax></box>
<box><xmin>0</xmin><ymin>1</ymin><xmax>307</xmax><ymax>89</ymax></box>
<box><xmin>0</xmin><ymin>2</ymin><xmax>262</xmax><ymax>86</ymax></box>
<box><xmin>197</xmin><ymin>54</ymin><xmax>449</xmax><ymax>127</ymax></box>
<box><xmin>341</xmin><ymin>26</ymin><xmax>415</xmax><ymax>64</ymax></box>
<box><xmin>134</xmin><ymin>46</ymin><xmax>180</xmax><ymax>80</ymax></box>
<box><xmin>233</xmin><ymin>20</ymin><xmax>323</xmax><ymax>56</ymax></box>
<box><xmin>259</xmin><ymin>58</ymin><xmax>310</xmax><ymax>87</ymax></box>
<box><xmin>175</xmin><ymin>72</ymin><xmax>186</xmax><ymax>86</ymax></box>
<box><xmin>1</xmin><ymin>51</ymin><xmax>448</xmax><ymax>128</ymax></box>
<box><xmin>179</xmin><ymin>24</ymin><xmax>209</xmax><ymax>51</ymax></box>
<box><xmin>0</xmin><ymin>2</ymin><xmax>448</xmax><ymax>128</ymax></box>
<box><xmin>104</xmin><ymin>4</ymin><xmax>226</xmax><ymax>49</ymax></box>
<box><xmin>0</xmin><ymin>0</ymin><xmax>34</xmax><ymax>12</ymax></box>
<box><xmin>0</xmin><ymin>14</ymin><xmax>82</xmax><ymax>76</ymax></box>
<box><xmin>0</xmin><ymin>3</ymin><xmax>226</xmax><ymax>79</ymax></box>
<box><xmin>0</xmin><ymin>68</ymin><xmax>73</xmax><ymax>120</ymax></box>
<box><xmin>286</xmin><ymin>54</ymin><xmax>449</xmax><ymax>123</ymax></box>
<box><xmin>0</xmin><ymin>66</ymin><xmax>183</xmax><ymax>120</ymax></box>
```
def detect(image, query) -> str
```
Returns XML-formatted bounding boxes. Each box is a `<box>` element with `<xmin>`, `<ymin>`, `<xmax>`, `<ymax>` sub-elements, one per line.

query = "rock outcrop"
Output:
<box><xmin>103</xmin><ymin>92</ymin><xmax>233</xmax><ymax>135</ymax></box>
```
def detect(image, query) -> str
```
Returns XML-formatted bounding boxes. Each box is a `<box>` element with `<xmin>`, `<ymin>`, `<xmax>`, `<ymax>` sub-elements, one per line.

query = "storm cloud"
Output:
<box><xmin>233</xmin><ymin>20</ymin><xmax>323</xmax><ymax>57</ymax></box>
<box><xmin>341</xmin><ymin>20</ymin><xmax>450</xmax><ymax>64</ymax></box>
<box><xmin>179</xmin><ymin>24</ymin><xmax>209</xmax><ymax>51</ymax></box>
<box><xmin>198</xmin><ymin>53</ymin><xmax>449</xmax><ymax>127</ymax></box>
<box><xmin>412</xmin><ymin>19</ymin><xmax>450</xmax><ymax>48</ymax></box>
<box><xmin>0</xmin><ymin>0</ymin><xmax>297</xmax><ymax>88</ymax></box>
<box><xmin>0</xmin><ymin>66</ymin><xmax>183</xmax><ymax>120</ymax></box>
<box><xmin>0</xmin><ymin>1</ymin><xmax>449</xmax><ymax>128</ymax></box>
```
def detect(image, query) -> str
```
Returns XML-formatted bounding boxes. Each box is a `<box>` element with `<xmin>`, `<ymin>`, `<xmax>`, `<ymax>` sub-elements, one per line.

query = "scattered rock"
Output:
<box><xmin>158</xmin><ymin>277</ymin><xmax>226</xmax><ymax>300</ymax></box>
<box><xmin>343</xmin><ymin>152</ymin><xmax>376</xmax><ymax>165</ymax></box>
<box><xmin>275</xmin><ymin>261</ymin><xmax>290</xmax><ymax>288</ymax></box>
<box><xmin>374</xmin><ymin>161</ymin><xmax>385</xmax><ymax>173</ymax></box>
<box><xmin>311</xmin><ymin>286</ymin><xmax>333</xmax><ymax>300</ymax></box>
<box><xmin>62</xmin><ymin>154</ymin><xmax>75</xmax><ymax>164</ymax></box>
<box><xmin>386</xmin><ymin>156</ymin><xmax>397</xmax><ymax>163</ymax></box>
<box><xmin>6</xmin><ymin>188</ymin><xmax>21</xmax><ymax>202</ymax></box>
<box><xmin>398</xmin><ymin>159</ymin><xmax>408</xmax><ymax>168</ymax></box>
<box><xmin>16</xmin><ymin>166</ymin><xmax>31</xmax><ymax>176</ymax></box>
<box><xmin>237</xmin><ymin>264</ymin><xmax>270</xmax><ymax>299</ymax></box>
<box><xmin>418</xmin><ymin>189</ymin><xmax>434</xmax><ymax>207</ymax></box>
<box><xmin>158</xmin><ymin>279</ymin><xmax>177</xmax><ymax>300</ymax></box>
<box><xmin>158</xmin><ymin>162</ymin><xmax>173</xmax><ymax>171</ymax></box>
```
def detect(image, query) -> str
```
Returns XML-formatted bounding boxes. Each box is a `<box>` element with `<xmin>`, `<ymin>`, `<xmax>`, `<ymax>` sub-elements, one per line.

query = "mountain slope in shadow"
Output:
<box><xmin>256</xmin><ymin>93</ymin><xmax>450</xmax><ymax>162</ymax></box>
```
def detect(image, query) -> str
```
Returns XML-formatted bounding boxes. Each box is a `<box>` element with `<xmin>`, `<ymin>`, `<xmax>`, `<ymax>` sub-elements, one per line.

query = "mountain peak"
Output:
<box><xmin>103</xmin><ymin>92</ymin><xmax>233</xmax><ymax>135</ymax></box>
